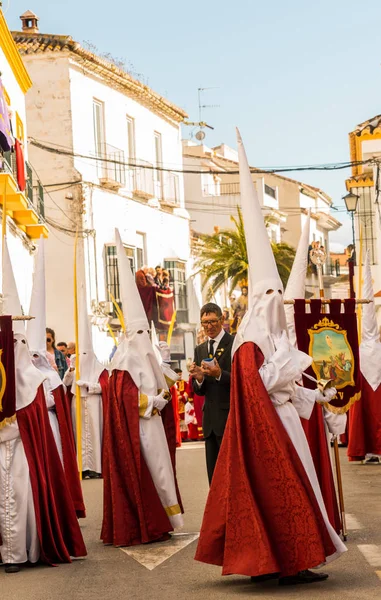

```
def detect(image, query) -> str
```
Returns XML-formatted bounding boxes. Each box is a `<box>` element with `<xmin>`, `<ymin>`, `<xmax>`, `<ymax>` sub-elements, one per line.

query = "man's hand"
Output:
<box><xmin>189</xmin><ymin>362</ymin><xmax>204</xmax><ymax>383</ymax></box>
<box><xmin>201</xmin><ymin>358</ymin><xmax>222</xmax><ymax>379</ymax></box>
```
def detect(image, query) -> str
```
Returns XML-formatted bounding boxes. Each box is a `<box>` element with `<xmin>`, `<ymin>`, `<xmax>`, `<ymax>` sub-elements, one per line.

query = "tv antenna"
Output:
<box><xmin>183</xmin><ymin>87</ymin><xmax>219</xmax><ymax>143</ymax></box>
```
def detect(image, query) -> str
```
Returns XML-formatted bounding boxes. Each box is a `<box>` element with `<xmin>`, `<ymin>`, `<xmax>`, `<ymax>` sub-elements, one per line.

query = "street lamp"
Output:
<box><xmin>343</xmin><ymin>191</ymin><xmax>359</xmax><ymax>298</ymax></box>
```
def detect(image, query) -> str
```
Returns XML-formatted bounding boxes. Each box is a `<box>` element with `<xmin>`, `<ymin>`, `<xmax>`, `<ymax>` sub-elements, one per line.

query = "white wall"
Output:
<box><xmin>69</xmin><ymin>65</ymin><xmax>184</xmax><ymax>205</ymax></box>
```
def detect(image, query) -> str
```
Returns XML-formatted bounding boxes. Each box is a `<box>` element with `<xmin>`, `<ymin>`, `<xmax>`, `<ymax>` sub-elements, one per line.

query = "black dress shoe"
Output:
<box><xmin>89</xmin><ymin>471</ymin><xmax>102</xmax><ymax>479</ymax></box>
<box><xmin>251</xmin><ymin>572</ymin><xmax>279</xmax><ymax>582</ymax></box>
<box><xmin>5</xmin><ymin>564</ymin><xmax>20</xmax><ymax>573</ymax></box>
<box><xmin>279</xmin><ymin>570</ymin><xmax>329</xmax><ymax>586</ymax></box>
<box><xmin>82</xmin><ymin>470</ymin><xmax>90</xmax><ymax>479</ymax></box>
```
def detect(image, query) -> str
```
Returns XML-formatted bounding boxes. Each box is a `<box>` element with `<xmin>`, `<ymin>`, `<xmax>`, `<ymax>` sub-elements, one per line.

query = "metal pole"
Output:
<box><xmin>310</xmin><ymin>247</ymin><xmax>348</xmax><ymax>541</ymax></box>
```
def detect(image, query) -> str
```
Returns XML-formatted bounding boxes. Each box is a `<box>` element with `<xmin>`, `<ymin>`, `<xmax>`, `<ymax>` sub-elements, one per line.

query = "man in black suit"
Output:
<box><xmin>189</xmin><ymin>303</ymin><xmax>233</xmax><ymax>483</ymax></box>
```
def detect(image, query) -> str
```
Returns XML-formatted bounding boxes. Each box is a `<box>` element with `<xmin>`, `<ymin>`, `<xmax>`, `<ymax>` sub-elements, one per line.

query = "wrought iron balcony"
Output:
<box><xmin>0</xmin><ymin>152</ymin><xmax>47</xmax><ymax>237</ymax></box>
<box><xmin>95</xmin><ymin>144</ymin><xmax>126</xmax><ymax>190</ymax></box>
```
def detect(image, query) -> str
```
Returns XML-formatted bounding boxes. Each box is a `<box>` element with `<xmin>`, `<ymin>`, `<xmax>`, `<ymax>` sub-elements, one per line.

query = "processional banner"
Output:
<box><xmin>0</xmin><ymin>316</ymin><xmax>15</xmax><ymax>428</ymax></box>
<box><xmin>294</xmin><ymin>299</ymin><xmax>362</xmax><ymax>413</ymax></box>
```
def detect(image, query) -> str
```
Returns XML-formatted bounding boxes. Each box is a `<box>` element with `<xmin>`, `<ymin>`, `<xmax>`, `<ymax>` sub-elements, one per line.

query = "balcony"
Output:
<box><xmin>96</xmin><ymin>144</ymin><xmax>126</xmax><ymax>191</ymax></box>
<box><xmin>133</xmin><ymin>160</ymin><xmax>155</xmax><ymax>199</ymax></box>
<box><xmin>0</xmin><ymin>153</ymin><xmax>48</xmax><ymax>238</ymax></box>
<box><xmin>161</xmin><ymin>172</ymin><xmax>181</xmax><ymax>206</ymax></box>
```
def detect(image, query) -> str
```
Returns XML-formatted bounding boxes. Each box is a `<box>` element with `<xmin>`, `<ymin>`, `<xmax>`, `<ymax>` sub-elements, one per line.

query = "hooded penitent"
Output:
<box><xmin>27</xmin><ymin>237</ymin><xmax>62</xmax><ymax>391</ymax></box>
<box><xmin>195</xmin><ymin>129</ymin><xmax>346</xmax><ymax>577</ymax></box>
<box><xmin>3</xmin><ymin>237</ymin><xmax>44</xmax><ymax>409</ymax></box>
<box><xmin>283</xmin><ymin>216</ymin><xmax>344</xmax><ymax>533</ymax></box>
<box><xmin>347</xmin><ymin>250</ymin><xmax>381</xmax><ymax>461</ymax></box>
<box><xmin>111</xmin><ymin>230</ymin><xmax>167</xmax><ymax>394</ymax></box>
<box><xmin>76</xmin><ymin>239</ymin><xmax>105</xmax><ymax>389</ymax></box>
<box><xmin>232</xmin><ymin>133</ymin><xmax>288</xmax><ymax>362</ymax></box>
<box><xmin>0</xmin><ymin>236</ymin><xmax>87</xmax><ymax>564</ymax></box>
<box><xmin>101</xmin><ymin>229</ymin><xmax>183</xmax><ymax>547</ymax></box>
<box><xmin>284</xmin><ymin>212</ymin><xmax>311</xmax><ymax>347</ymax></box>
<box><xmin>26</xmin><ymin>236</ymin><xmax>86</xmax><ymax>518</ymax></box>
<box><xmin>359</xmin><ymin>250</ymin><xmax>381</xmax><ymax>391</ymax></box>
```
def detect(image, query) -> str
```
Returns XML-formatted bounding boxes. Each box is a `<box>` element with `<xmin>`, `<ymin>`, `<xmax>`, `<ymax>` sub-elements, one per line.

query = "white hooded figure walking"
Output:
<box><xmin>101</xmin><ymin>229</ymin><xmax>183</xmax><ymax>547</ymax></box>
<box><xmin>63</xmin><ymin>241</ymin><xmax>107</xmax><ymax>479</ymax></box>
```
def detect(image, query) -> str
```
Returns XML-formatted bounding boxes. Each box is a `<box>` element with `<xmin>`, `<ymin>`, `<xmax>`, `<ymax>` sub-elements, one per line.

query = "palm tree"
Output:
<box><xmin>193</xmin><ymin>207</ymin><xmax>296</xmax><ymax>299</ymax></box>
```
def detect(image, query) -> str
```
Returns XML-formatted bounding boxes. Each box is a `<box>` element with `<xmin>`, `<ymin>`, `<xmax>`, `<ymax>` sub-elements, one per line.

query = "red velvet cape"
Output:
<box><xmin>101</xmin><ymin>370</ymin><xmax>173</xmax><ymax>546</ymax></box>
<box><xmin>195</xmin><ymin>342</ymin><xmax>336</xmax><ymax>577</ymax></box>
<box><xmin>348</xmin><ymin>377</ymin><xmax>381</xmax><ymax>460</ymax></box>
<box><xmin>301</xmin><ymin>406</ymin><xmax>342</xmax><ymax>533</ymax></box>
<box><xmin>17</xmin><ymin>386</ymin><xmax>87</xmax><ymax>565</ymax></box>
<box><xmin>52</xmin><ymin>386</ymin><xmax>86</xmax><ymax>518</ymax></box>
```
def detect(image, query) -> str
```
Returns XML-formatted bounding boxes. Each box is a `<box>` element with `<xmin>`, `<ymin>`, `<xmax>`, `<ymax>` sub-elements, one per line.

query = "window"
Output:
<box><xmin>265</xmin><ymin>184</ymin><xmax>276</xmax><ymax>199</ymax></box>
<box><xmin>126</xmin><ymin>116</ymin><xmax>135</xmax><ymax>163</ymax></box>
<box><xmin>93</xmin><ymin>99</ymin><xmax>106</xmax><ymax>157</ymax></box>
<box><xmin>164</xmin><ymin>260</ymin><xmax>188</xmax><ymax>323</ymax></box>
<box><xmin>154</xmin><ymin>132</ymin><xmax>163</xmax><ymax>198</ymax></box>
<box><xmin>105</xmin><ymin>245</ymin><xmax>135</xmax><ymax>315</ymax></box>
<box><xmin>135</xmin><ymin>232</ymin><xmax>146</xmax><ymax>271</ymax></box>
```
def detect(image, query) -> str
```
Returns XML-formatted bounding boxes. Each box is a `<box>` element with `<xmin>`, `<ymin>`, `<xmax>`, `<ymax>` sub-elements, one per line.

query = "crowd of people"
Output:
<box><xmin>135</xmin><ymin>265</ymin><xmax>173</xmax><ymax>291</ymax></box>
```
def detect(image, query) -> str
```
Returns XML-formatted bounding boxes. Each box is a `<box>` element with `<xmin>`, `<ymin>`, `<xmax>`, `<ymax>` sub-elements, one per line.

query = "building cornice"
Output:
<box><xmin>0</xmin><ymin>11</ymin><xmax>32</xmax><ymax>94</ymax></box>
<box><xmin>12</xmin><ymin>31</ymin><xmax>187</xmax><ymax>125</ymax></box>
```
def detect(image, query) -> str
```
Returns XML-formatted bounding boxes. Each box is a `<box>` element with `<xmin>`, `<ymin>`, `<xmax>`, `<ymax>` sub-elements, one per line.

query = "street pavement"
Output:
<box><xmin>3</xmin><ymin>444</ymin><xmax>381</xmax><ymax>599</ymax></box>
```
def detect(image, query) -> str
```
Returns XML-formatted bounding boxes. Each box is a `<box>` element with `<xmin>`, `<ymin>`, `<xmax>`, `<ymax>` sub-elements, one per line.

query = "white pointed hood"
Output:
<box><xmin>3</xmin><ymin>237</ymin><xmax>25</xmax><ymax>335</ymax></box>
<box><xmin>151</xmin><ymin>321</ymin><xmax>163</xmax><ymax>366</ymax></box>
<box><xmin>75</xmin><ymin>239</ymin><xmax>105</xmax><ymax>388</ymax></box>
<box><xmin>359</xmin><ymin>251</ymin><xmax>381</xmax><ymax>390</ymax></box>
<box><xmin>232</xmin><ymin>130</ymin><xmax>288</xmax><ymax>360</ymax></box>
<box><xmin>111</xmin><ymin>229</ymin><xmax>167</xmax><ymax>395</ymax></box>
<box><xmin>284</xmin><ymin>212</ymin><xmax>311</xmax><ymax>347</ymax></box>
<box><xmin>2</xmin><ymin>237</ymin><xmax>45</xmax><ymax>409</ymax></box>
<box><xmin>27</xmin><ymin>236</ymin><xmax>62</xmax><ymax>391</ymax></box>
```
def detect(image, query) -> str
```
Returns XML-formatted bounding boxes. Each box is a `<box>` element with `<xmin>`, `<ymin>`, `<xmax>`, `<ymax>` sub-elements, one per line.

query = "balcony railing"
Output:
<box><xmin>133</xmin><ymin>160</ymin><xmax>155</xmax><ymax>199</ymax></box>
<box><xmin>203</xmin><ymin>182</ymin><xmax>240</xmax><ymax>196</ymax></box>
<box><xmin>95</xmin><ymin>143</ymin><xmax>126</xmax><ymax>190</ymax></box>
<box><xmin>0</xmin><ymin>153</ymin><xmax>45</xmax><ymax>223</ymax></box>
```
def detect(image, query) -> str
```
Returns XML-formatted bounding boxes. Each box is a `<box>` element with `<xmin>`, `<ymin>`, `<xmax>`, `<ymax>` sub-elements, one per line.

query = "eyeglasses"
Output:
<box><xmin>46</xmin><ymin>338</ymin><xmax>52</xmax><ymax>343</ymax></box>
<box><xmin>201</xmin><ymin>319</ymin><xmax>220</xmax><ymax>327</ymax></box>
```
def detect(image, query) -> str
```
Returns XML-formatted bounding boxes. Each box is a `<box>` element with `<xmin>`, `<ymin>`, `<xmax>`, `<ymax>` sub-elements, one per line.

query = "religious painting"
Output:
<box><xmin>308</xmin><ymin>318</ymin><xmax>355</xmax><ymax>390</ymax></box>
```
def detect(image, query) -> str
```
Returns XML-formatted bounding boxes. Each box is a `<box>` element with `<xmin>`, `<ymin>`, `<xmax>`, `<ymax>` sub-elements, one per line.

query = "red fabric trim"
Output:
<box><xmin>101</xmin><ymin>370</ymin><xmax>172</xmax><ymax>546</ymax></box>
<box><xmin>195</xmin><ymin>342</ymin><xmax>336</xmax><ymax>577</ymax></box>
<box><xmin>348</xmin><ymin>377</ymin><xmax>381</xmax><ymax>460</ymax></box>
<box><xmin>17</xmin><ymin>386</ymin><xmax>87</xmax><ymax>564</ymax></box>
<box><xmin>52</xmin><ymin>386</ymin><xmax>86</xmax><ymax>518</ymax></box>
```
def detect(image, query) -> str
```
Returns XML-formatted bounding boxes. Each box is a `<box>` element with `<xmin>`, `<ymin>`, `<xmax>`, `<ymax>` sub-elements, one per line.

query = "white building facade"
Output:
<box><xmin>0</xmin><ymin>9</ymin><xmax>47</xmax><ymax>312</ymax></box>
<box><xmin>183</xmin><ymin>140</ymin><xmax>342</xmax><ymax>302</ymax></box>
<box><xmin>14</xmin><ymin>14</ymin><xmax>195</xmax><ymax>362</ymax></box>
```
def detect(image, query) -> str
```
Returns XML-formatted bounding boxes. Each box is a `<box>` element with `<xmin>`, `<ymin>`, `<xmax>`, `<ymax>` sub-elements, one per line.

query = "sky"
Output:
<box><xmin>6</xmin><ymin>0</ymin><xmax>381</xmax><ymax>250</ymax></box>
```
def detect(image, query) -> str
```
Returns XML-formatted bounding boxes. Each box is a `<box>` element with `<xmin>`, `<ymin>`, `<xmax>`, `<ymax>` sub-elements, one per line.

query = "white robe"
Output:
<box><xmin>0</xmin><ymin>421</ymin><xmax>39</xmax><ymax>565</ymax></box>
<box><xmin>259</xmin><ymin>346</ymin><xmax>347</xmax><ymax>563</ymax></box>
<box><xmin>64</xmin><ymin>370</ymin><xmax>103</xmax><ymax>474</ymax></box>
<box><xmin>139</xmin><ymin>413</ymin><xmax>183</xmax><ymax>530</ymax></box>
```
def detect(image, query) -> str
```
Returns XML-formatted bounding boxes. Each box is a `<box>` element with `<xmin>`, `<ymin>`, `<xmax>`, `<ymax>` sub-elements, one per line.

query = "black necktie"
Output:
<box><xmin>208</xmin><ymin>339</ymin><xmax>215</xmax><ymax>358</ymax></box>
